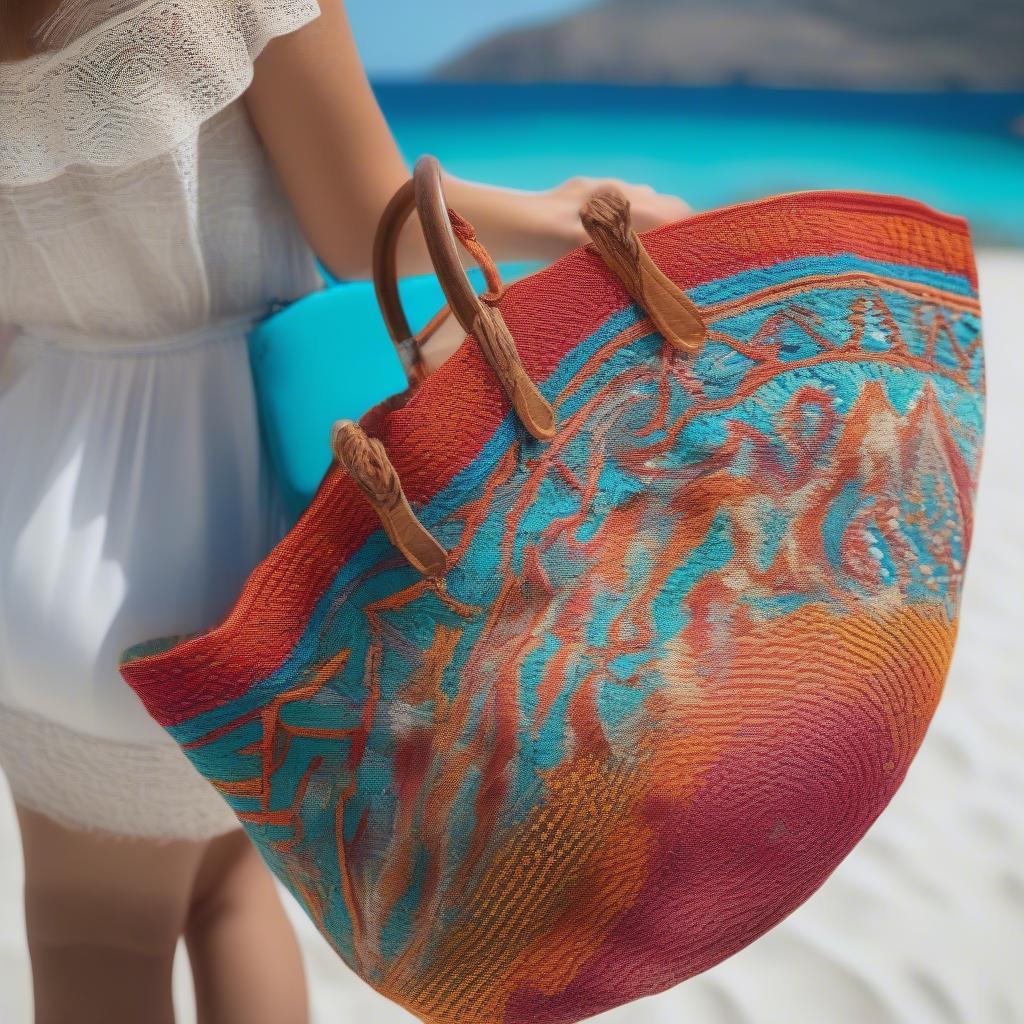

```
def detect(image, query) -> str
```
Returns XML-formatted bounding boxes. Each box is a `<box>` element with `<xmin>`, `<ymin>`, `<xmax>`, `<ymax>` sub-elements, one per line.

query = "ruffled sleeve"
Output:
<box><xmin>0</xmin><ymin>0</ymin><xmax>321</xmax><ymax>186</ymax></box>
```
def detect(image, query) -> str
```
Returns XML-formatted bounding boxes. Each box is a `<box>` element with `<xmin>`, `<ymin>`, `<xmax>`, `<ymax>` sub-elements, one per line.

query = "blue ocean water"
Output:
<box><xmin>377</xmin><ymin>83</ymin><xmax>1024</xmax><ymax>247</ymax></box>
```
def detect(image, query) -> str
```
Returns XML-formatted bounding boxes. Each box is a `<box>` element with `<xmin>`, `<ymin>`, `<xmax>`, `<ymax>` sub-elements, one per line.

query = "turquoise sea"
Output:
<box><xmin>377</xmin><ymin>84</ymin><xmax>1024</xmax><ymax>248</ymax></box>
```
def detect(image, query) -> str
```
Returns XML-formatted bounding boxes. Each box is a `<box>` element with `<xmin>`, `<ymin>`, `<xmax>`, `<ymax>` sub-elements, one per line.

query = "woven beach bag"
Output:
<box><xmin>121</xmin><ymin>156</ymin><xmax>985</xmax><ymax>1024</ymax></box>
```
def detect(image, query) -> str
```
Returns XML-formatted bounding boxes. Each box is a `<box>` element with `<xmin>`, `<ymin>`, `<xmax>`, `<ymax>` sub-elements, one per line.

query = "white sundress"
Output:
<box><xmin>0</xmin><ymin>0</ymin><xmax>325</xmax><ymax>838</ymax></box>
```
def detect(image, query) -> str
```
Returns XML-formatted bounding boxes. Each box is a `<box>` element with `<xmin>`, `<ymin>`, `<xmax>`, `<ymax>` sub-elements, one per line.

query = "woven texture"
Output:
<box><xmin>122</xmin><ymin>192</ymin><xmax>985</xmax><ymax>1024</ymax></box>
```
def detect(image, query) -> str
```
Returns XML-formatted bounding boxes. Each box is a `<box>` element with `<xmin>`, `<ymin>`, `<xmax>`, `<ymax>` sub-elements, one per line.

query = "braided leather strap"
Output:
<box><xmin>330</xmin><ymin>419</ymin><xmax>448</xmax><ymax>579</ymax></box>
<box><xmin>580</xmin><ymin>190</ymin><xmax>707</xmax><ymax>353</ymax></box>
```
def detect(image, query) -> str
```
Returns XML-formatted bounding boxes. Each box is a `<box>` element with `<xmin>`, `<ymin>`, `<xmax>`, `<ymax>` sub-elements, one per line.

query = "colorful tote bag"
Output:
<box><xmin>121</xmin><ymin>157</ymin><xmax>985</xmax><ymax>1024</ymax></box>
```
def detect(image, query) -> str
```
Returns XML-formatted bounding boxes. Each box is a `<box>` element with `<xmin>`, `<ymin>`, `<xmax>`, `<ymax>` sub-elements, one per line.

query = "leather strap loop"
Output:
<box><xmin>580</xmin><ymin>190</ymin><xmax>707</xmax><ymax>354</ymax></box>
<box><xmin>373</xmin><ymin>155</ymin><xmax>556</xmax><ymax>441</ymax></box>
<box><xmin>355</xmin><ymin>162</ymin><xmax>704</xmax><ymax>579</ymax></box>
<box><xmin>472</xmin><ymin>303</ymin><xmax>556</xmax><ymax>438</ymax></box>
<box><xmin>331</xmin><ymin>419</ymin><xmax>449</xmax><ymax>578</ymax></box>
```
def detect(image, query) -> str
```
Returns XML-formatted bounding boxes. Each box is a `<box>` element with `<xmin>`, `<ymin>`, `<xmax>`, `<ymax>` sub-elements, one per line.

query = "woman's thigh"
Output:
<box><xmin>185</xmin><ymin>830</ymin><xmax>309</xmax><ymax>1024</ymax></box>
<box><xmin>16</xmin><ymin>803</ymin><xmax>207</xmax><ymax>1024</ymax></box>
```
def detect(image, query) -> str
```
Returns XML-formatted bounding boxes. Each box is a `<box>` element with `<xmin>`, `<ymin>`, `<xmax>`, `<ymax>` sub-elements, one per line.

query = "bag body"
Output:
<box><xmin>122</xmin><ymin>179</ymin><xmax>984</xmax><ymax>1024</ymax></box>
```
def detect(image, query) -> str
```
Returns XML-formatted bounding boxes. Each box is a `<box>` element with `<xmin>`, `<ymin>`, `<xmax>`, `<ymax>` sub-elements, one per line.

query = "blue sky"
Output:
<box><xmin>346</xmin><ymin>0</ymin><xmax>592</xmax><ymax>78</ymax></box>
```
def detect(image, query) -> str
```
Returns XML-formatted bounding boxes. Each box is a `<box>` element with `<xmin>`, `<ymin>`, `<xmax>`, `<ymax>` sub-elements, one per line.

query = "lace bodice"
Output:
<box><xmin>0</xmin><ymin>0</ymin><xmax>324</xmax><ymax>340</ymax></box>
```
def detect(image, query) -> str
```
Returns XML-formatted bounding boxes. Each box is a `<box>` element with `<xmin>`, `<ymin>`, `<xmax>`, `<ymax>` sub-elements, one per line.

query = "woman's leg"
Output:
<box><xmin>16</xmin><ymin>803</ymin><xmax>205</xmax><ymax>1024</ymax></box>
<box><xmin>184</xmin><ymin>829</ymin><xmax>309</xmax><ymax>1024</ymax></box>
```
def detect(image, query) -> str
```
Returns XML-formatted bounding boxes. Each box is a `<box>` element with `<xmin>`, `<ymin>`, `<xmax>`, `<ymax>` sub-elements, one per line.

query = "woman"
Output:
<box><xmin>0</xmin><ymin>0</ymin><xmax>690</xmax><ymax>1020</ymax></box>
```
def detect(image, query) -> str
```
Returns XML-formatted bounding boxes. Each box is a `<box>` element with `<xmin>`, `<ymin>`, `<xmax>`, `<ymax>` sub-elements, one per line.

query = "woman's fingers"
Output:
<box><xmin>625</xmin><ymin>189</ymin><xmax>693</xmax><ymax>231</ymax></box>
<box><xmin>548</xmin><ymin>175</ymin><xmax>693</xmax><ymax>240</ymax></box>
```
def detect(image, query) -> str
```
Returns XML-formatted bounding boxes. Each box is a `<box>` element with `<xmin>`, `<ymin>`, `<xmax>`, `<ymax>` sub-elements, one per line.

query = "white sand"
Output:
<box><xmin>1</xmin><ymin>251</ymin><xmax>1021</xmax><ymax>1024</ymax></box>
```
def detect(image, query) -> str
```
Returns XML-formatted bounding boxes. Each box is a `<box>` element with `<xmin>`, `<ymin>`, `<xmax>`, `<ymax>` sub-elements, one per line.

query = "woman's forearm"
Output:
<box><xmin>245</xmin><ymin>0</ymin><xmax>690</xmax><ymax>283</ymax></box>
<box><xmin>396</xmin><ymin>173</ymin><xmax>692</xmax><ymax>280</ymax></box>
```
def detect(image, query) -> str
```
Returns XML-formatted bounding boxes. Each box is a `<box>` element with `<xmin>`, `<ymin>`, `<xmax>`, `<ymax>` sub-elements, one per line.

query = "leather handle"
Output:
<box><xmin>373</xmin><ymin>156</ymin><xmax>556</xmax><ymax>441</ymax></box>
<box><xmin>373</xmin><ymin>156</ymin><xmax>491</xmax><ymax>359</ymax></box>
<box><xmin>372</xmin><ymin>177</ymin><xmax>418</xmax><ymax>354</ymax></box>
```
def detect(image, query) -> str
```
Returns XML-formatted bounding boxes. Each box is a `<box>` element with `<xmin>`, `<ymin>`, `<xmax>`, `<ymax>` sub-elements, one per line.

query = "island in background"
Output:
<box><xmin>434</xmin><ymin>0</ymin><xmax>1024</xmax><ymax>92</ymax></box>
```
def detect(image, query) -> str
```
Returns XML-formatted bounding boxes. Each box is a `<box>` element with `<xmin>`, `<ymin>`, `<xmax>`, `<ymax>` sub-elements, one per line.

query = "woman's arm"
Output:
<box><xmin>243</xmin><ymin>0</ymin><xmax>691</xmax><ymax>281</ymax></box>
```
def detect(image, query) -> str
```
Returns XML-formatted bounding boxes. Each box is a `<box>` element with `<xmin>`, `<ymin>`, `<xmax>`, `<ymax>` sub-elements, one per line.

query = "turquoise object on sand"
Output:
<box><xmin>248</xmin><ymin>269</ymin><xmax>491</xmax><ymax>524</ymax></box>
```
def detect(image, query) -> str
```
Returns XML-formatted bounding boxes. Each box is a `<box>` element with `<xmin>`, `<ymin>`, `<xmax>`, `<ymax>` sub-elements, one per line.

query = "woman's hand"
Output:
<box><xmin>441</xmin><ymin>175</ymin><xmax>693</xmax><ymax>269</ymax></box>
<box><xmin>417</xmin><ymin>176</ymin><xmax>692</xmax><ymax>376</ymax></box>
<box><xmin>532</xmin><ymin>176</ymin><xmax>694</xmax><ymax>256</ymax></box>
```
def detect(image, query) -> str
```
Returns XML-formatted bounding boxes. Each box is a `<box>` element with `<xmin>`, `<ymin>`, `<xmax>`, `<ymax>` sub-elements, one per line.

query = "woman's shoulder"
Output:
<box><xmin>0</xmin><ymin>0</ymin><xmax>321</xmax><ymax>188</ymax></box>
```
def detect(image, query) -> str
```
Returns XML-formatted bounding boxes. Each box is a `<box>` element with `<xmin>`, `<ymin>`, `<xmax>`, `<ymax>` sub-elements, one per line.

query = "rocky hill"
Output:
<box><xmin>435</xmin><ymin>0</ymin><xmax>1024</xmax><ymax>91</ymax></box>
